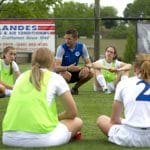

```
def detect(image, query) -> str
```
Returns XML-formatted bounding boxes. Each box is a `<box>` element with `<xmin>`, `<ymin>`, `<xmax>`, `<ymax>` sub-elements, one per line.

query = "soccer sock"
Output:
<box><xmin>96</xmin><ymin>74</ymin><xmax>107</xmax><ymax>91</ymax></box>
<box><xmin>121</xmin><ymin>75</ymin><xmax>128</xmax><ymax>80</ymax></box>
<box><xmin>5</xmin><ymin>89</ymin><xmax>12</xmax><ymax>96</ymax></box>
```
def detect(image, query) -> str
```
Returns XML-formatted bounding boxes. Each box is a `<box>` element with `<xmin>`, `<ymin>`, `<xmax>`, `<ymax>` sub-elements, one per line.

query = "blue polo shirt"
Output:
<box><xmin>61</xmin><ymin>42</ymin><xmax>83</xmax><ymax>66</ymax></box>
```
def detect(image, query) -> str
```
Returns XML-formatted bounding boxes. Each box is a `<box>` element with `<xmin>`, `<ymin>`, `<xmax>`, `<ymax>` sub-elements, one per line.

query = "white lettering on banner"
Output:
<box><xmin>0</xmin><ymin>20</ymin><xmax>55</xmax><ymax>52</ymax></box>
<box><xmin>0</xmin><ymin>25</ymin><xmax>37</xmax><ymax>31</ymax></box>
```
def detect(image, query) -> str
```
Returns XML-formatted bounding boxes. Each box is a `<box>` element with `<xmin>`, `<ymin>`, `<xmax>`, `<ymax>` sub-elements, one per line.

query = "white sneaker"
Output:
<box><xmin>104</xmin><ymin>89</ymin><xmax>112</xmax><ymax>94</ymax></box>
<box><xmin>102</xmin><ymin>87</ymin><xmax>107</xmax><ymax>92</ymax></box>
<box><xmin>5</xmin><ymin>89</ymin><xmax>12</xmax><ymax>96</ymax></box>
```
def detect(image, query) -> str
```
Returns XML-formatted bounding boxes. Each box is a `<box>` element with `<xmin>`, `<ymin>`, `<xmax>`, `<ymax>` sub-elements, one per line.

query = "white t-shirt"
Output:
<box><xmin>0</xmin><ymin>59</ymin><xmax>19</xmax><ymax>73</ymax></box>
<box><xmin>115</xmin><ymin>76</ymin><xmax>150</xmax><ymax>128</ymax></box>
<box><xmin>96</xmin><ymin>58</ymin><xmax>123</xmax><ymax>69</ymax></box>
<box><xmin>6</xmin><ymin>69</ymin><xmax>70</xmax><ymax>140</ymax></box>
<box><xmin>47</xmin><ymin>71</ymin><xmax>70</xmax><ymax>105</ymax></box>
<box><xmin>15</xmin><ymin>69</ymin><xmax>70</xmax><ymax>106</ymax></box>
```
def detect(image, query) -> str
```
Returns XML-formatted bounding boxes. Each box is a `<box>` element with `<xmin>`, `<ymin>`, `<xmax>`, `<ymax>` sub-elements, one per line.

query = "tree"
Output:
<box><xmin>0</xmin><ymin>0</ymin><xmax>5</xmax><ymax>6</ymax></box>
<box><xmin>123</xmin><ymin>0</ymin><xmax>150</xmax><ymax>62</ymax></box>
<box><xmin>124</xmin><ymin>0</ymin><xmax>150</xmax><ymax>17</ymax></box>
<box><xmin>107</xmin><ymin>24</ymin><xmax>128</xmax><ymax>39</ymax></box>
<box><xmin>100</xmin><ymin>6</ymin><xmax>118</xmax><ymax>29</ymax></box>
<box><xmin>123</xmin><ymin>25</ymin><xmax>136</xmax><ymax>63</ymax></box>
<box><xmin>53</xmin><ymin>2</ymin><xmax>94</xmax><ymax>37</ymax></box>
<box><xmin>0</xmin><ymin>0</ymin><xmax>61</xmax><ymax>19</ymax></box>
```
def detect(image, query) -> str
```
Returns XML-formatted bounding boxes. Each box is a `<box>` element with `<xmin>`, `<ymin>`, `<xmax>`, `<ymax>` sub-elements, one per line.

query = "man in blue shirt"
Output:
<box><xmin>55</xmin><ymin>28</ymin><xmax>93</xmax><ymax>95</ymax></box>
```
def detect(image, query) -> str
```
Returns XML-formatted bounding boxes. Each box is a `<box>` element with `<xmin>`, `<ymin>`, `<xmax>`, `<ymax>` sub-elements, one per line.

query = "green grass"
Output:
<box><xmin>0</xmin><ymin>64</ymin><xmax>149</xmax><ymax>150</ymax></box>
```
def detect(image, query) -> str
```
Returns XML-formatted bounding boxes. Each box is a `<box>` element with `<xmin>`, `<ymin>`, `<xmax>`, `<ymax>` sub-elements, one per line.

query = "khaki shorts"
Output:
<box><xmin>108</xmin><ymin>124</ymin><xmax>150</xmax><ymax>147</ymax></box>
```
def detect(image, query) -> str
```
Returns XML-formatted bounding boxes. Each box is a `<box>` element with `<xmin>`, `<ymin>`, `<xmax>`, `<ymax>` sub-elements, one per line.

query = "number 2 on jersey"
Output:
<box><xmin>136</xmin><ymin>80</ymin><xmax>150</xmax><ymax>101</ymax></box>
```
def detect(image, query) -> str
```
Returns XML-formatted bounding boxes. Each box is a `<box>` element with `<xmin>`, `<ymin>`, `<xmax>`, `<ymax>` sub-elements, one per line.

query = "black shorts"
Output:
<box><xmin>68</xmin><ymin>71</ymin><xmax>80</xmax><ymax>83</ymax></box>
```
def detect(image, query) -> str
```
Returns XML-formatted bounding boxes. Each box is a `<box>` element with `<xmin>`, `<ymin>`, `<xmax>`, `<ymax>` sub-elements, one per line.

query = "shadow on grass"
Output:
<box><xmin>0</xmin><ymin>138</ymin><xmax>147</xmax><ymax>150</ymax></box>
<box><xmin>0</xmin><ymin>138</ymin><xmax>113</xmax><ymax>150</ymax></box>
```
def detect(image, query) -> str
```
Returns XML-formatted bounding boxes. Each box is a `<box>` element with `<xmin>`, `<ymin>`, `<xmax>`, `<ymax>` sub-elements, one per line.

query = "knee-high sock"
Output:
<box><xmin>96</xmin><ymin>74</ymin><xmax>107</xmax><ymax>91</ymax></box>
<box><xmin>5</xmin><ymin>89</ymin><xmax>12</xmax><ymax>96</ymax></box>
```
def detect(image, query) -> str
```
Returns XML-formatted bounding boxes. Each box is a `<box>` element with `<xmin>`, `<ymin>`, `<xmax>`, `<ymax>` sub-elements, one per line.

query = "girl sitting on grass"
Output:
<box><xmin>0</xmin><ymin>46</ymin><xmax>20</xmax><ymax>98</ymax></box>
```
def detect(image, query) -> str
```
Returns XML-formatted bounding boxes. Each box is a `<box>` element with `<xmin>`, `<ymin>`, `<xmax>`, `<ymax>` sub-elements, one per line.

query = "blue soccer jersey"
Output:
<box><xmin>61</xmin><ymin>42</ymin><xmax>83</xmax><ymax>66</ymax></box>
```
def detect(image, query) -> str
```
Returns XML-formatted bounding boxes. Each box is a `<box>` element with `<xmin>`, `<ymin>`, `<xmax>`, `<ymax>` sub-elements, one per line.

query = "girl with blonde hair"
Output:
<box><xmin>2</xmin><ymin>47</ymin><xmax>82</xmax><ymax>148</ymax></box>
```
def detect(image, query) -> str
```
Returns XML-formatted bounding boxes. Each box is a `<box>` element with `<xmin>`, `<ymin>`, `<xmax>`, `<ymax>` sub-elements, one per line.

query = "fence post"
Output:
<box><xmin>94</xmin><ymin>0</ymin><xmax>100</xmax><ymax>61</ymax></box>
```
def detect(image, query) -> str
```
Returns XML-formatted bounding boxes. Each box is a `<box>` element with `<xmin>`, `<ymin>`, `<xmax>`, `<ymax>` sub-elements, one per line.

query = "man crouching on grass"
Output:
<box><xmin>55</xmin><ymin>28</ymin><xmax>93</xmax><ymax>95</ymax></box>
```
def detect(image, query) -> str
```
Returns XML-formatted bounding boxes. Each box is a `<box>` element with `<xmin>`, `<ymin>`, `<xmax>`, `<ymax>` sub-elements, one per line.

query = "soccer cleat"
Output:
<box><xmin>103</xmin><ymin>88</ymin><xmax>108</xmax><ymax>92</ymax></box>
<box><xmin>71</xmin><ymin>88</ymin><xmax>78</xmax><ymax>95</ymax></box>
<box><xmin>104</xmin><ymin>89</ymin><xmax>112</xmax><ymax>94</ymax></box>
<box><xmin>73</xmin><ymin>131</ymin><xmax>82</xmax><ymax>140</ymax></box>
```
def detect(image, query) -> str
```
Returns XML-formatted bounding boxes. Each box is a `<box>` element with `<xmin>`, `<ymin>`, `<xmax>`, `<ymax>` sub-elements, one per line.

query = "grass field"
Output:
<box><xmin>0</xmin><ymin>64</ymin><xmax>149</xmax><ymax>150</ymax></box>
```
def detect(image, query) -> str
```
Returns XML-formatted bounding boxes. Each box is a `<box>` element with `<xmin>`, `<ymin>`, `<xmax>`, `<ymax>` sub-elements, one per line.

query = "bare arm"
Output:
<box><xmin>90</xmin><ymin>61</ymin><xmax>132</xmax><ymax>73</ymax></box>
<box><xmin>58</xmin><ymin>91</ymin><xmax>78</xmax><ymax>120</ymax></box>
<box><xmin>0</xmin><ymin>80</ymin><xmax>13</xmax><ymax>89</ymax></box>
<box><xmin>54</xmin><ymin>59</ymin><xmax>81</xmax><ymax>72</ymax></box>
<box><xmin>0</xmin><ymin>70</ymin><xmax>20</xmax><ymax>90</ymax></box>
<box><xmin>55</xmin><ymin>45</ymin><xmax>69</xmax><ymax>72</ymax></box>
<box><xmin>110</xmin><ymin>100</ymin><xmax>123</xmax><ymax>124</ymax></box>
<box><xmin>15</xmin><ymin>70</ymin><xmax>21</xmax><ymax>78</ymax></box>
<box><xmin>54</xmin><ymin>59</ymin><xmax>68</xmax><ymax>72</ymax></box>
<box><xmin>106</xmin><ymin>62</ymin><xmax>132</xmax><ymax>73</ymax></box>
<box><xmin>83</xmin><ymin>58</ymin><xmax>91</xmax><ymax>65</ymax></box>
<box><xmin>86</xmin><ymin>60</ymin><xmax>109</xmax><ymax>70</ymax></box>
<box><xmin>117</xmin><ymin>62</ymin><xmax>132</xmax><ymax>72</ymax></box>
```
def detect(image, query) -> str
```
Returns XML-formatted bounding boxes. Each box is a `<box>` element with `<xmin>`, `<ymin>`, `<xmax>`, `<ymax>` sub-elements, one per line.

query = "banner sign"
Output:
<box><xmin>137</xmin><ymin>23</ymin><xmax>150</xmax><ymax>54</ymax></box>
<box><xmin>0</xmin><ymin>19</ymin><xmax>55</xmax><ymax>52</ymax></box>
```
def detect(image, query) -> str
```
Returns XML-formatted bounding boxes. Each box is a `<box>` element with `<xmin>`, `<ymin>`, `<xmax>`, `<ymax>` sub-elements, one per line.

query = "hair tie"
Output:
<box><xmin>35</xmin><ymin>63</ymin><xmax>40</xmax><ymax>68</ymax></box>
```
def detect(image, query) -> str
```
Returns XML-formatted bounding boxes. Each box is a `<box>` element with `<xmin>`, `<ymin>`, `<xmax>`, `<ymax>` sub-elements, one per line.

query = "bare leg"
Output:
<box><xmin>73</xmin><ymin>74</ymin><xmax>93</xmax><ymax>89</ymax></box>
<box><xmin>0</xmin><ymin>84</ymin><xmax>6</xmax><ymax>98</ymax></box>
<box><xmin>114</xmin><ymin>70</ymin><xmax>130</xmax><ymax>87</ymax></box>
<box><xmin>61</xmin><ymin>117</ymin><xmax>83</xmax><ymax>137</ymax></box>
<box><xmin>97</xmin><ymin>115</ymin><xmax>113</xmax><ymax>136</ymax></box>
<box><xmin>72</xmin><ymin>68</ymin><xmax>93</xmax><ymax>90</ymax></box>
<box><xmin>0</xmin><ymin>84</ymin><xmax>6</xmax><ymax>94</ymax></box>
<box><xmin>60</xmin><ymin>71</ymin><xmax>71</xmax><ymax>82</ymax></box>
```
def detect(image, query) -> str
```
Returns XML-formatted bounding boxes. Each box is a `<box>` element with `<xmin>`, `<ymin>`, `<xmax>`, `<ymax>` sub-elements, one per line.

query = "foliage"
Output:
<box><xmin>100</xmin><ymin>6</ymin><xmax>118</xmax><ymax>29</ymax></box>
<box><xmin>53</xmin><ymin>2</ymin><xmax>120</xmax><ymax>37</ymax></box>
<box><xmin>122</xmin><ymin>0</ymin><xmax>150</xmax><ymax>62</ymax></box>
<box><xmin>0</xmin><ymin>0</ymin><xmax>61</xmax><ymax>19</ymax></box>
<box><xmin>0</xmin><ymin>0</ymin><xmax>126</xmax><ymax>38</ymax></box>
<box><xmin>0</xmin><ymin>0</ymin><xmax>142</xmax><ymax>39</ymax></box>
<box><xmin>123</xmin><ymin>25</ymin><xmax>136</xmax><ymax>63</ymax></box>
<box><xmin>107</xmin><ymin>24</ymin><xmax>128</xmax><ymax>39</ymax></box>
<box><xmin>0</xmin><ymin>0</ymin><xmax>5</xmax><ymax>5</ymax></box>
<box><xmin>53</xmin><ymin>2</ymin><xmax>94</xmax><ymax>38</ymax></box>
<box><xmin>124</xmin><ymin>0</ymin><xmax>150</xmax><ymax>18</ymax></box>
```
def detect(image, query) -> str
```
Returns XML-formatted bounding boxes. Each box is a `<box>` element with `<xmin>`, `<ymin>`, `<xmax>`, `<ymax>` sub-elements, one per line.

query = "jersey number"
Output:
<box><xmin>136</xmin><ymin>80</ymin><xmax>150</xmax><ymax>101</ymax></box>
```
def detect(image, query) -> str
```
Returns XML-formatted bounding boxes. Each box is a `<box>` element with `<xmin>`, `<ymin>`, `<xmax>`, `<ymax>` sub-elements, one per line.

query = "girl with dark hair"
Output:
<box><xmin>0</xmin><ymin>46</ymin><xmax>20</xmax><ymax>97</ymax></box>
<box><xmin>88</xmin><ymin>46</ymin><xmax>132</xmax><ymax>94</ymax></box>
